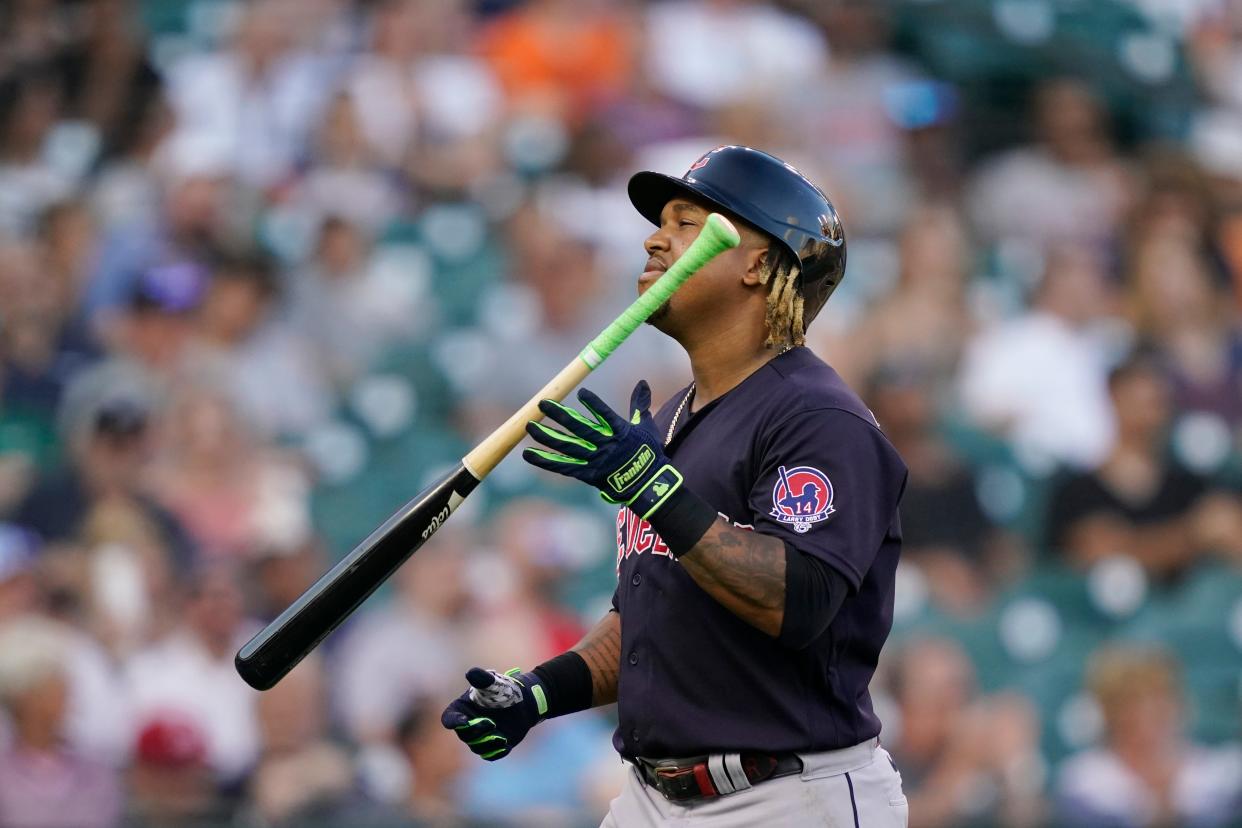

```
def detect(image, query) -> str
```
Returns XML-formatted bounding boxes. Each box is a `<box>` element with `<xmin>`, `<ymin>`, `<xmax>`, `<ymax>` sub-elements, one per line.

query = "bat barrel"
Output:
<box><xmin>235</xmin><ymin>464</ymin><xmax>478</xmax><ymax>690</ymax></box>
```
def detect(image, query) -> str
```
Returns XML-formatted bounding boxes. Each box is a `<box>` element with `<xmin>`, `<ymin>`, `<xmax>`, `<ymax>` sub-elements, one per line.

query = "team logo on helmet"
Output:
<box><xmin>770</xmin><ymin>465</ymin><xmax>835</xmax><ymax>533</ymax></box>
<box><xmin>686</xmin><ymin>145</ymin><xmax>729</xmax><ymax>174</ymax></box>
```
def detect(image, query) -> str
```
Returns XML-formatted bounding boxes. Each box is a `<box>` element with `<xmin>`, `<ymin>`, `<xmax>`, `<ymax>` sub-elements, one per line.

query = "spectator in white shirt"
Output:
<box><xmin>123</xmin><ymin>563</ymin><xmax>260</xmax><ymax>782</ymax></box>
<box><xmin>643</xmin><ymin>0</ymin><xmax>827</xmax><ymax>111</ymax></box>
<box><xmin>957</xmin><ymin>245</ymin><xmax>1123</xmax><ymax>470</ymax></box>
<box><xmin>345</xmin><ymin>0</ymin><xmax>502</xmax><ymax>167</ymax></box>
<box><xmin>164</xmin><ymin>0</ymin><xmax>337</xmax><ymax>189</ymax></box>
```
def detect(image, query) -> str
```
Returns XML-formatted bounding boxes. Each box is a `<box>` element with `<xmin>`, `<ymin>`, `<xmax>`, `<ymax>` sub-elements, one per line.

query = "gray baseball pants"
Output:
<box><xmin>600</xmin><ymin>738</ymin><xmax>908</xmax><ymax>827</ymax></box>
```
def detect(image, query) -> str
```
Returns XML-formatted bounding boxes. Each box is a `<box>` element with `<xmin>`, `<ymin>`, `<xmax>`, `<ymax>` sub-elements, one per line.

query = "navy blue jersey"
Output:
<box><xmin>611</xmin><ymin>347</ymin><xmax>907</xmax><ymax>758</ymax></box>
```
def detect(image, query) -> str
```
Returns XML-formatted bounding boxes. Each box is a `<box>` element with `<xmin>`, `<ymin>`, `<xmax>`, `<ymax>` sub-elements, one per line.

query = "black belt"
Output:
<box><xmin>635</xmin><ymin>752</ymin><xmax>804</xmax><ymax>803</ymax></box>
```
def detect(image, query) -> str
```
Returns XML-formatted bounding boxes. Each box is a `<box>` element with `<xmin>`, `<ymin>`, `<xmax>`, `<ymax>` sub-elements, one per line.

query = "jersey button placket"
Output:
<box><xmin>628</xmin><ymin>651</ymin><xmax>639</xmax><ymax>665</ymax></box>
<box><xmin>631</xmin><ymin>573</ymin><xmax>641</xmax><ymax>586</ymax></box>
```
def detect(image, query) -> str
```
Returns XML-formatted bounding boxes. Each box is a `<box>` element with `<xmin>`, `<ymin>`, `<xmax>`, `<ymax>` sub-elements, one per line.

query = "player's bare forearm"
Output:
<box><xmin>571</xmin><ymin>610</ymin><xmax>621</xmax><ymax>706</ymax></box>
<box><xmin>679</xmin><ymin>520</ymin><xmax>786</xmax><ymax>637</ymax></box>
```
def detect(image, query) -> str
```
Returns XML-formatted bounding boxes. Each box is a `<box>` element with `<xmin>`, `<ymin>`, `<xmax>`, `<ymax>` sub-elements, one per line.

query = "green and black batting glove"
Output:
<box><xmin>523</xmin><ymin>381</ymin><xmax>685</xmax><ymax>521</ymax></box>
<box><xmin>441</xmin><ymin>667</ymin><xmax>548</xmax><ymax>761</ymax></box>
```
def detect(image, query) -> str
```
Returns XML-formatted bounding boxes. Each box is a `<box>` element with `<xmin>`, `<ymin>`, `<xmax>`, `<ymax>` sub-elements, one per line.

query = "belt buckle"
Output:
<box><xmin>643</xmin><ymin>757</ymin><xmax>714</xmax><ymax>802</ymax></box>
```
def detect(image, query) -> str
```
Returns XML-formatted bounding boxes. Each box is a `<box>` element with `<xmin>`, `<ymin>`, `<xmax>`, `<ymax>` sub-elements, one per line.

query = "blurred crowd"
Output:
<box><xmin>0</xmin><ymin>0</ymin><xmax>1241</xmax><ymax>826</ymax></box>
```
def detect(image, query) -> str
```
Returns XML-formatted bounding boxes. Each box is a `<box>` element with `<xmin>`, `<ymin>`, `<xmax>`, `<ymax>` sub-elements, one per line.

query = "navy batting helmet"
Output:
<box><xmin>627</xmin><ymin>145</ymin><xmax>846</xmax><ymax>325</ymax></box>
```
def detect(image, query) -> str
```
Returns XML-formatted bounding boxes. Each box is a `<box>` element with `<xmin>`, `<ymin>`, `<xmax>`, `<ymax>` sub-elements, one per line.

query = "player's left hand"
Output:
<box><xmin>524</xmin><ymin>381</ymin><xmax>685</xmax><ymax>519</ymax></box>
<box><xmin>441</xmin><ymin>667</ymin><xmax>548</xmax><ymax>761</ymax></box>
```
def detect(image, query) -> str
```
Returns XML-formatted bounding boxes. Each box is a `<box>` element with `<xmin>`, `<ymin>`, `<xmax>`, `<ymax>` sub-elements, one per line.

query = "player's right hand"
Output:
<box><xmin>441</xmin><ymin>667</ymin><xmax>548</xmax><ymax>761</ymax></box>
<box><xmin>524</xmin><ymin>381</ymin><xmax>685</xmax><ymax>520</ymax></box>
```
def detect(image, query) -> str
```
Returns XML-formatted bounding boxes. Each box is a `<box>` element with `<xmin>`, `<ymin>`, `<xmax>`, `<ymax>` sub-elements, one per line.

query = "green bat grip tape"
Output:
<box><xmin>579</xmin><ymin>213</ymin><xmax>741</xmax><ymax>368</ymax></box>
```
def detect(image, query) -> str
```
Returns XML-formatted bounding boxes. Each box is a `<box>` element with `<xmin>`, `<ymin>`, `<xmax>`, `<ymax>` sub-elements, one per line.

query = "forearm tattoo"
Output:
<box><xmin>572</xmin><ymin>610</ymin><xmax>622</xmax><ymax>706</ymax></box>
<box><xmin>679</xmin><ymin>521</ymin><xmax>787</xmax><ymax>637</ymax></box>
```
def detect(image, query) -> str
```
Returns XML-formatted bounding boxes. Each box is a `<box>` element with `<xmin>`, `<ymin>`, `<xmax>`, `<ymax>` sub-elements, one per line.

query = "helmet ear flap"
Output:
<box><xmin>794</xmin><ymin>216</ymin><xmax>846</xmax><ymax>326</ymax></box>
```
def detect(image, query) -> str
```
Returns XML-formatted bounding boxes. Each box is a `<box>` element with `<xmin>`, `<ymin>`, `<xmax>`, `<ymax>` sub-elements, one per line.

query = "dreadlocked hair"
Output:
<box><xmin>757</xmin><ymin>244</ymin><xmax>805</xmax><ymax>350</ymax></box>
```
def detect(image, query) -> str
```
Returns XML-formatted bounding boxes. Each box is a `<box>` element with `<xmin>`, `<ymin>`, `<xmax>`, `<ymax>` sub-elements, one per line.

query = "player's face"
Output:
<box><xmin>639</xmin><ymin>197</ymin><xmax>767</xmax><ymax>333</ymax></box>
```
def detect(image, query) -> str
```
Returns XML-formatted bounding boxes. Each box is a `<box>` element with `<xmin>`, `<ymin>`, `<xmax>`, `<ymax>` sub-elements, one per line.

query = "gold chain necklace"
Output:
<box><xmin>662</xmin><ymin>345</ymin><xmax>792</xmax><ymax>447</ymax></box>
<box><xmin>664</xmin><ymin>382</ymin><xmax>695</xmax><ymax>447</ymax></box>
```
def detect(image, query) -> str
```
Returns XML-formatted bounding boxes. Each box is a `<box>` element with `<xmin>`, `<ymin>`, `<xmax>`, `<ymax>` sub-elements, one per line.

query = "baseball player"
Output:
<box><xmin>441</xmin><ymin>145</ymin><xmax>909</xmax><ymax>826</ymax></box>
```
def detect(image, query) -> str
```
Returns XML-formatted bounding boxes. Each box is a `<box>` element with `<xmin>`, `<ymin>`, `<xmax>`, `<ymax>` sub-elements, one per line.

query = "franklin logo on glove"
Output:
<box><xmin>608</xmin><ymin>446</ymin><xmax>656</xmax><ymax>492</ymax></box>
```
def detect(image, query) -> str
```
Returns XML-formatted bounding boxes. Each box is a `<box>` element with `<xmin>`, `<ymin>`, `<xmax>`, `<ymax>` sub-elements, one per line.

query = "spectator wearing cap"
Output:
<box><xmin>12</xmin><ymin>391</ymin><xmax>194</xmax><ymax>571</ymax></box>
<box><xmin>0</xmin><ymin>616</ymin><xmax>123</xmax><ymax>828</ymax></box>
<box><xmin>84</xmin><ymin>151</ymin><xmax>230</xmax><ymax>330</ymax></box>
<box><xmin>66</xmin><ymin>259</ymin><xmax>209</xmax><ymax>414</ymax></box>
<box><xmin>1045</xmin><ymin>351</ymin><xmax>1242</xmax><ymax>580</ymax></box>
<box><xmin>1055</xmin><ymin>645</ymin><xmax>1242</xmax><ymax>827</ymax></box>
<box><xmin>126</xmin><ymin>713</ymin><xmax>228</xmax><ymax>828</ymax></box>
<box><xmin>113</xmin><ymin>260</ymin><xmax>207</xmax><ymax>376</ymax></box>
<box><xmin>45</xmin><ymin>259</ymin><xmax>205</xmax><ymax>560</ymax></box>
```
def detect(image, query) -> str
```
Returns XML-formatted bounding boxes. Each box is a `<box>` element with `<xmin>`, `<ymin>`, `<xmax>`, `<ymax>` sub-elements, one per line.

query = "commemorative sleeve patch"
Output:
<box><xmin>770</xmin><ymin>465</ymin><xmax>836</xmax><ymax>533</ymax></box>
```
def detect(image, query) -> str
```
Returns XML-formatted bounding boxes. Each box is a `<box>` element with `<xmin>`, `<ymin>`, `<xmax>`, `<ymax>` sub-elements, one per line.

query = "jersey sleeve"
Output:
<box><xmin>748</xmin><ymin>407</ymin><xmax>907</xmax><ymax>590</ymax></box>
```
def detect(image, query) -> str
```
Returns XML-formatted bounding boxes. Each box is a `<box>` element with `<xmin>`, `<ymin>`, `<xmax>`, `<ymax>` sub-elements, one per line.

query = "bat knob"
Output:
<box><xmin>466</xmin><ymin>667</ymin><xmax>496</xmax><ymax>690</ymax></box>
